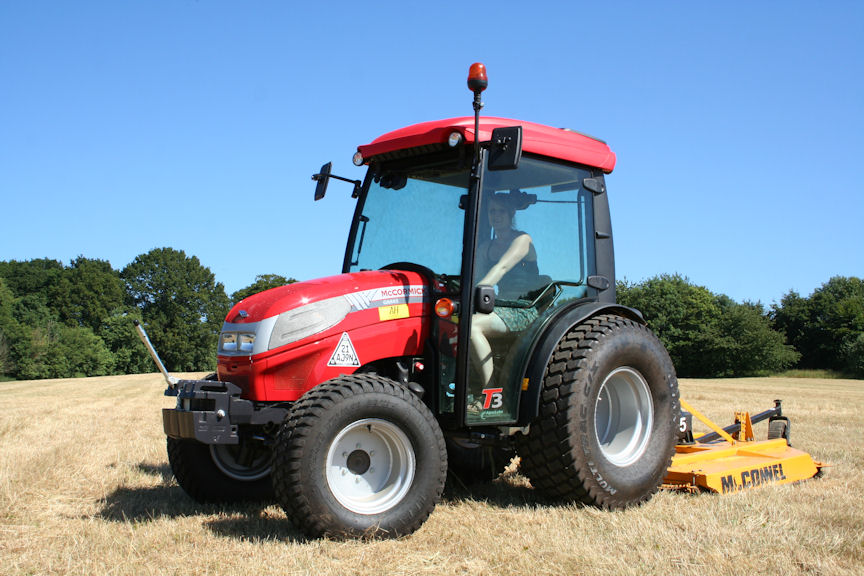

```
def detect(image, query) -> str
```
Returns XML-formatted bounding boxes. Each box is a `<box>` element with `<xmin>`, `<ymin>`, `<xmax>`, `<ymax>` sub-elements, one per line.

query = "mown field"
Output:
<box><xmin>1</xmin><ymin>374</ymin><xmax>862</xmax><ymax>575</ymax></box>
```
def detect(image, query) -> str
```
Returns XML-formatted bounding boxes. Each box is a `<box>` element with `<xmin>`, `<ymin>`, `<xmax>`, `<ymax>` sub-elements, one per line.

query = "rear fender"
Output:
<box><xmin>516</xmin><ymin>302</ymin><xmax>646</xmax><ymax>427</ymax></box>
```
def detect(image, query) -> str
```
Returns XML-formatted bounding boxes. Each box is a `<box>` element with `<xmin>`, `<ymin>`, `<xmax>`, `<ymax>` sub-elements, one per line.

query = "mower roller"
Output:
<box><xmin>664</xmin><ymin>398</ymin><xmax>824</xmax><ymax>493</ymax></box>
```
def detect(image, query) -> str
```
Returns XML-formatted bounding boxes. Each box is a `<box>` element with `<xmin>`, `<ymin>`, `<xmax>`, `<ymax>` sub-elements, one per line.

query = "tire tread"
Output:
<box><xmin>517</xmin><ymin>314</ymin><xmax>679</xmax><ymax>508</ymax></box>
<box><xmin>273</xmin><ymin>373</ymin><xmax>446</xmax><ymax>538</ymax></box>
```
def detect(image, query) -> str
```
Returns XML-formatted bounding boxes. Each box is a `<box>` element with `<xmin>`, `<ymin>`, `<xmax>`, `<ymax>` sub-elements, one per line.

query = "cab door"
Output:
<box><xmin>462</xmin><ymin>156</ymin><xmax>597</xmax><ymax>426</ymax></box>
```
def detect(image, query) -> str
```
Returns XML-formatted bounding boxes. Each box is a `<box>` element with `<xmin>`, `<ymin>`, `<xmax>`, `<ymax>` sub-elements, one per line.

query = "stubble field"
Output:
<box><xmin>1</xmin><ymin>374</ymin><xmax>862</xmax><ymax>575</ymax></box>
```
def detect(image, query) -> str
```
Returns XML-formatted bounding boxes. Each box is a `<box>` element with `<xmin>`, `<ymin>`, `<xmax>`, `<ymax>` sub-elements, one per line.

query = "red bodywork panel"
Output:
<box><xmin>218</xmin><ymin>271</ymin><xmax>430</xmax><ymax>402</ymax></box>
<box><xmin>357</xmin><ymin>116</ymin><xmax>617</xmax><ymax>173</ymax></box>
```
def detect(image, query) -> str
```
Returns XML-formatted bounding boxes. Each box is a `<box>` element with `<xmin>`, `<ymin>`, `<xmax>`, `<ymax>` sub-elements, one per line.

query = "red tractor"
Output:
<box><xmin>156</xmin><ymin>63</ymin><xmax>680</xmax><ymax>538</ymax></box>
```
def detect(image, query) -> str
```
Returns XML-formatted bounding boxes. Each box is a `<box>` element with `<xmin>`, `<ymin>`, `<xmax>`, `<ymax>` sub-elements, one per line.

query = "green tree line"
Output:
<box><xmin>0</xmin><ymin>253</ymin><xmax>860</xmax><ymax>381</ymax></box>
<box><xmin>617</xmin><ymin>274</ymin><xmax>864</xmax><ymax>378</ymax></box>
<box><xmin>0</xmin><ymin>249</ymin><xmax>293</xmax><ymax>380</ymax></box>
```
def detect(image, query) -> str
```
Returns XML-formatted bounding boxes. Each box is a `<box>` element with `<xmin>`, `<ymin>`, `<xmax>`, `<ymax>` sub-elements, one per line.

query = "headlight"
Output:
<box><xmin>219</xmin><ymin>332</ymin><xmax>255</xmax><ymax>354</ymax></box>
<box><xmin>238</xmin><ymin>333</ymin><xmax>255</xmax><ymax>353</ymax></box>
<box><xmin>220</xmin><ymin>333</ymin><xmax>237</xmax><ymax>352</ymax></box>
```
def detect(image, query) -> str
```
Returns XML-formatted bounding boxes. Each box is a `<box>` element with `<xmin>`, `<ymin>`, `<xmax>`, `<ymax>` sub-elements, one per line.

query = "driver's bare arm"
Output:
<box><xmin>477</xmin><ymin>234</ymin><xmax>532</xmax><ymax>287</ymax></box>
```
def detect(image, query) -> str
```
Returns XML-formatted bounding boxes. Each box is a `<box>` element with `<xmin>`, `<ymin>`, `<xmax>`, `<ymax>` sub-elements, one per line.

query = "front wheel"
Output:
<box><xmin>272</xmin><ymin>374</ymin><xmax>447</xmax><ymax>539</ymax></box>
<box><xmin>167</xmin><ymin>436</ymin><xmax>274</xmax><ymax>503</ymax></box>
<box><xmin>517</xmin><ymin>314</ymin><xmax>679</xmax><ymax>508</ymax></box>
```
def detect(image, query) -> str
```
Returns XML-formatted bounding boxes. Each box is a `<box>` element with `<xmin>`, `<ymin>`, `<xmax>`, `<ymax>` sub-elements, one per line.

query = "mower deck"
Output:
<box><xmin>665</xmin><ymin>438</ymin><xmax>822</xmax><ymax>493</ymax></box>
<box><xmin>663</xmin><ymin>399</ymin><xmax>824</xmax><ymax>494</ymax></box>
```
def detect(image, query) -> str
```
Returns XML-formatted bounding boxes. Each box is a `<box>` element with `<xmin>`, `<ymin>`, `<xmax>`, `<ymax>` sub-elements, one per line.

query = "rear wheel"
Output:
<box><xmin>167</xmin><ymin>436</ymin><xmax>274</xmax><ymax>503</ymax></box>
<box><xmin>517</xmin><ymin>314</ymin><xmax>679</xmax><ymax>508</ymax></box>
<box><xmin>272</xmin><ymin>374</ymin><xmax>447</xmax><ymax>538</ymax></box>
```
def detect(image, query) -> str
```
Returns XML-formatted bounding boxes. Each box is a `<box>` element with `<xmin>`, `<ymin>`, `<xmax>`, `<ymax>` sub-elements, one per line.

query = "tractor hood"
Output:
<box><xmin>218</xmin><ymin>270</ymin><xmax>430</xmax><ymax>358</ymax></box>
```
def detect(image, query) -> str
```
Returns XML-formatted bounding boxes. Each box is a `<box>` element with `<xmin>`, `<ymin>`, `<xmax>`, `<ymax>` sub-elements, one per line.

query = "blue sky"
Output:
<box><xmin>1</xmin><ymin>1</ymin><xmax>862</xmax><ymax>306</ymax></box>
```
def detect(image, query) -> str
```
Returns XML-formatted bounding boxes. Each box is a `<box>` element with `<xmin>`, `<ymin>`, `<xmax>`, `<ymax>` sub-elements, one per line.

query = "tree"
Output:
<box><xmin>773</xmin><ymin>276</ymin><xmax>864</xmax><ymax>376</ymax></box>
<box><xmin>771</xmin><ymin>290</ymin><xmax>812</xmax><ymax>364</ymax></box>
<box><xmin>809</xmin><ymin>277</ymin><xmax>864</xmax><ymax>375</ymax></box>
<box><xmin>122</xmin><ymin>248</ymin><xmax>230</xmax><ymax>372</ymax></box>
<box><xmin>0</xmin><ymin>278</ymin><xmax>16</xmax><ymax>376</ymax></box>
<box><xmin>7</xmin><ymin>294</ymin><xmax>54</xmax><ymax>379</ymax></box>
<box><xmin>716</xmin><ymin>301</ymin><xmax>799</xmax><ymax>377</ymax></box>
<box><xmin>52</xmin><ymin>257</ymin><xmax>126</xmax><ymax>333</ymax></box>
<box><xmin>0</xmin><ymin>258</ymin><xmax>64</xmax><ymax>297</ymax></box>
<box><xmin>231</xmin><ymin>274</ymin><xmax>296</xmax><ymax>303</ymax></box>
<box><xmin>618</xmin><ymin>274</ymin><xmax>798</xmax><ymax>377</ymax></box>
<box><xmin>843</xmin><ymin>333</ymin><xmax>864</xmax><ymax>377</ymax></box>
<box><xmin>617</xmin><ymin>274</ymin><xmax>724</xmax><ymax>377</ymax></box>
<box><xmin>4</xmin><ymin>293</ymin><xmax>114</xmax><ymax>380</ymax></box>
<box><xmin>46</xmin><ymin>323</ymin><xmax>115</xmax><ymax>378</ymax></box>
<box><xmin>98</xmin><ymin>307</ymin><xmax>153</xmax><ymax>375</ymax></box>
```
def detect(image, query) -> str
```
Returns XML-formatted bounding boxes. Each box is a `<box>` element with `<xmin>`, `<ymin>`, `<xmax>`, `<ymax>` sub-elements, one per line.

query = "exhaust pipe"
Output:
<box><xmin>133</xmin><ymin>320</ymin><xmax>178</xmax><ymax>389</ymax></box>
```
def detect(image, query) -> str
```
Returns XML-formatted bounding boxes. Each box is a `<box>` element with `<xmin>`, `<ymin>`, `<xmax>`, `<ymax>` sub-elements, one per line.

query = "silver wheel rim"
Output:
<box><xmin>326</xmin><ymin>418</ymin><xmax>415</xmax><ymax>515</ymax></box>
<box><xmin>210</xmin><ymin>443</ymin><xmax>272</xmax><ymax>481</ymax></box>
<box><xmin>594</xmin><ymin>367</ymin><xmax>654</xmax><ymax>467</ymax></box>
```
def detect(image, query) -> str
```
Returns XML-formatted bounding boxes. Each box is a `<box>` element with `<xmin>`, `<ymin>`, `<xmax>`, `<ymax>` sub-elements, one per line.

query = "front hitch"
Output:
<box><xmin>133</xmin><ymin>320</ymin><xmax>289</xmax><ymax>445</ymax></box>
<box><xmin>163</xmin><ymin>379</ymin><xmax>289</xmax><ymax>445</ymax></box>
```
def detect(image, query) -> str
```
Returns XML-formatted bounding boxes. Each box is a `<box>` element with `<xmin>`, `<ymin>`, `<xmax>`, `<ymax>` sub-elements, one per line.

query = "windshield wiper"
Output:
<box><xmin>350</xmin><ymin>215</ymin><xmax>370</xmax><ymax>267</ymax></box>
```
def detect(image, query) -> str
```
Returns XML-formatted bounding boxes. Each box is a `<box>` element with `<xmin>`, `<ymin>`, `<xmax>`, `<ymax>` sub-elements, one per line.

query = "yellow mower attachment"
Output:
<box><xmin>663</xmin><ymin>399</ymin><xmax>824</xmax><ymax>494</ymax></box>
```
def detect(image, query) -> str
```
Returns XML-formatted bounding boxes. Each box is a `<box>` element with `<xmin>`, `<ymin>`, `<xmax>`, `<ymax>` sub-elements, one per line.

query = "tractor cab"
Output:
<box><xmin>317</xmin><ymin>114</ymin><xmax>618</xmax><ymax>428</ymax></box>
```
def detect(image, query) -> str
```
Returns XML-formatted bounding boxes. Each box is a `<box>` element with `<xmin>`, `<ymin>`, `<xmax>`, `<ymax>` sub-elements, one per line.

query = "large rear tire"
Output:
<box><xmin>272</xmin><ymin>374</ymin><xmax>447</xmax><ymax>539</ymax></box>
<box><xmin>166</xmin><ymin>436</ymin><xmax>274</xmax><ymax>503</ymax></box>
<box><xmin>517</xmin><ymin>314</ymin><xmax>679</xmax><ymax>508</ymax></box>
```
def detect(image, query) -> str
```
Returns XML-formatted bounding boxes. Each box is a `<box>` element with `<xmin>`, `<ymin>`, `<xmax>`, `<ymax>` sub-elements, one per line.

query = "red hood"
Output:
<box><xmin>225</xmin><ymin>270</ymin><xmax>429</xmax><ymax>324</ymax></box>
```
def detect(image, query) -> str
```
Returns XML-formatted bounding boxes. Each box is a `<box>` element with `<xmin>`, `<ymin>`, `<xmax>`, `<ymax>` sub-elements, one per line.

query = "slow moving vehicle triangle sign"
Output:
<box><xmin>328</xmin><ymin>332</ymin><xmax>360</xmax><ymax>367</ymax></box>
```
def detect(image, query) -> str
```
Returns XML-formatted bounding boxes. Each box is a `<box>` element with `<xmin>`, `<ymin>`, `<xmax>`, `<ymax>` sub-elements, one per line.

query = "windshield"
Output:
<box><xmin>347</xmin><ymin>158</ymin><xmax>469</xmax><ymax>276</ymax></box>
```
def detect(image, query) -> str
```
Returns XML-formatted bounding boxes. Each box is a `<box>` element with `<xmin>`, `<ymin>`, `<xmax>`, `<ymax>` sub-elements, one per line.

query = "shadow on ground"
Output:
<box><xmin>204</xmin><ymin>512</ymin><xmax>303</xmax><ymax>542</ymax></box>
<box><xmin>96</xmin><ymin>461</ymin><xmax>304</xmax><ymax>542</ymax></box>
<box><xmin>97</xmin><ymin>460</ymin><xmax>549</xmax><ymax>542</ymax></box>
<box><xmin>443</xmin><ymin>468</ymin><xmax>545</xmax><ymax>509</ymax></box>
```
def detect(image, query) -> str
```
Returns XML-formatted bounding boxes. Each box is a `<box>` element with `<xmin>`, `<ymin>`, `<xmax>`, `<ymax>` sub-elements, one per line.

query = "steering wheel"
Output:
<box><xmin>379</xmin><ymin>262</ymin><xmax>437</xmax><ymax>278</ymax></box>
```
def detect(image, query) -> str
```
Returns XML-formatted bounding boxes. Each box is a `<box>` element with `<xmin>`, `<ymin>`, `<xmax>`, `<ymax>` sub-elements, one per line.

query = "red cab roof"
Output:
<box><xmin>357</xmin><ymin>116</ymin><xmax>616</xmax><ymax>173</ymax></box>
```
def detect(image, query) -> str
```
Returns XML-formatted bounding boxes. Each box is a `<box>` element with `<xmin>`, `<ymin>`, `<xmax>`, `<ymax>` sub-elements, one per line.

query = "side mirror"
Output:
<box><xmin>312</xmin><ymin>162</ymin><xmax>332</xmax><ymax>201</ymax></box>
<box><xmin>313</xmin><ymin>162</ymin><xmax>363</xmax><ymax>200</ymax></box>
<box><xmin>487</xmin><ymin>126</ymin><xmax>522</xmax><ymax>171</ymax></box>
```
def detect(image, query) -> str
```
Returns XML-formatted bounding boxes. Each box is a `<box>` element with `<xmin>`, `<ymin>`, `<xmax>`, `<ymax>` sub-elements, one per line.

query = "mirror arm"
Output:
<box><xmin>324</xmin><ymin>173</ymin><xmax>362</xmax><ymax>188</ymax></box>
<box><xmin>312</xmin><ymin>170</ymin><xmax>362</xmax><ymax>200</ymax></box>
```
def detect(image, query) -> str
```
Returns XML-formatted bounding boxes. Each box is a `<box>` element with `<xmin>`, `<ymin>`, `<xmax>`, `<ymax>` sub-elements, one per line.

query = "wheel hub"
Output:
<box><xmin>325</xmin><ymin>418</ymin><xmax>416</xmax><ymax>515</ymax></box>
<box><xmin>346</xmin><ymin>449</ymin><xmax>371</xmax><ymax>475</ymax></box>
<box><xmin>594</xmin><ymin>366</ymin><xmax>654</xmax><ymax>467</ymax></box>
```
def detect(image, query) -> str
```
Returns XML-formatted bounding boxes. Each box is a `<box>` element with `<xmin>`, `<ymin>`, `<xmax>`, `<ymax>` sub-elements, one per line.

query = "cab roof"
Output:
<box><xmin>357</xmin><ymin>116</ymin><xmax>616</xmax><ymax>173</ymax></box>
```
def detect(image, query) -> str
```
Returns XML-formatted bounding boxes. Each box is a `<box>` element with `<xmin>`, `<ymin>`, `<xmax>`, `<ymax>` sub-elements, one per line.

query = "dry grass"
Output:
<box><xmin>1</xmin><ymin>374</ymin><xmax>862</xmax><ymax>575</ymax></box>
